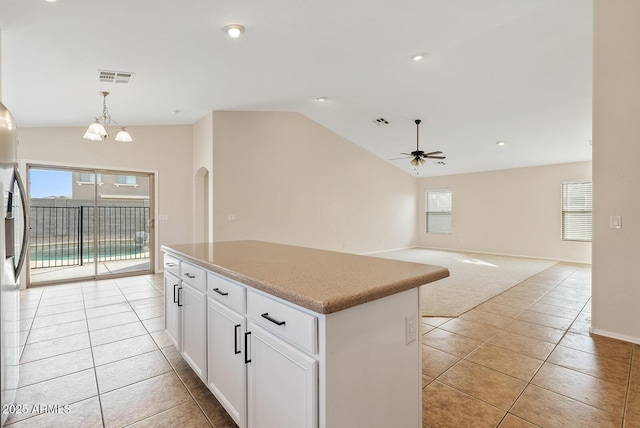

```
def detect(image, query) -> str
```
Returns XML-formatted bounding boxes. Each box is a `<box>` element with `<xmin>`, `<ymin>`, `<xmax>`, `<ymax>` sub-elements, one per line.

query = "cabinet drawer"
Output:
<box><xmin>164</xmin><ymin>254</ymin><xmax>180</xmax><ymax>277</ymax></box>
<box><xmin>247</xmin><ymin>290</ymin><xmax>317</xmax><ymax>354</ymax></box>
<box><xmin>207</xmin><ymin>272</ymin><xmax>246</xmax><ymax>314</ymax></box>
<box><xmin>181</xmin><ymin>261</ymin><xmax>207</xmax><ymax>293</ymax></box>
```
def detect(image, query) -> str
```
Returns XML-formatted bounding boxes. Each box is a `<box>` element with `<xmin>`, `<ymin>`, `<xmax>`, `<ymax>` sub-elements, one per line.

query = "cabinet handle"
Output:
<box><xmin>173</xmin><ymin>283</ymin><xmax>179</xmax><ymax>303</ymax></box>
<box><xmin>184</xmin><ymin>273</ymin><xmax>196</xmax><ymax>279</ymax></box>
<box><xmin>244</xmin><ymin>332</ymin><xmax>251</xmax><ymax>364</ymax></box>
<box><xmin>213</xmin><ymin>288</ymin><xmax>229</xmax><ymax>296</ymax></box>
<box><xmin>165</xmin><ymin>262</ymin><xmax>176</xmax><ymax>268</ymax></box>
<box><xmin>261</xmin><ymin>312</ymin><xmax>286</xmax><ymax>326</ymax></box>
<box><xmin>234</xmin><ymin>324</ymin><xmax>241</xmax><ymax>354</ymax></box>
<box><xmin>177</xmin><ymin>287</ymin><xmax>183</xmax><ymax>307</ymax></box>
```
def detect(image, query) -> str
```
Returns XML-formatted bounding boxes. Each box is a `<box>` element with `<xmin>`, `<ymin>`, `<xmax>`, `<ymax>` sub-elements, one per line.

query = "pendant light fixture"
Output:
<box><xmin>83</xmin><ymin>91</ymin><xmax>133</xmax><ymax>142</ymax></box>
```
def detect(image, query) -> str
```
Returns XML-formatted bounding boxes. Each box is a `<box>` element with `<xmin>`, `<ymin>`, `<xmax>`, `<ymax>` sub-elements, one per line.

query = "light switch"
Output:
<box><xmin>405</xmin><ymin>313</ymin><xmax>417</xmax><ymax>344</ymax></box>
<box><xmin>158</xmin><ymin>214</ymin><xmax>169</xmax><ymax>221</ymax></box>
<box><xmin>610</xmin><ymin>215</ymin><xmax>622</xmax><ymax>229</ymax></box>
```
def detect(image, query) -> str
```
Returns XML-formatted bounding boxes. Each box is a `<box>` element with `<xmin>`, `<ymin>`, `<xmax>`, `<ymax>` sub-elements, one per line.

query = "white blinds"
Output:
<box><xmin>426</xmin><ymin>190</ymin><xmax>452</xmax><ymax>234</ymax></box>
<box><xmin>562</xmin><ymin>182</ymin><xmax>592</xmax><ymax>241</ymax></box>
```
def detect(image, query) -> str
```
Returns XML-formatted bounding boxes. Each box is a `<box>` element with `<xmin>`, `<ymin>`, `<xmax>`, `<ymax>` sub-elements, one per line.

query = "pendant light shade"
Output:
<box><xmin>83</xmin><ymin>91</ymin><xmax>133</xmax><ymax>142</ymax></box>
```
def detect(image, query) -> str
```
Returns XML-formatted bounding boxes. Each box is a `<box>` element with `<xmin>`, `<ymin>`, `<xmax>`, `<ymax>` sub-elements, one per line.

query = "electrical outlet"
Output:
<box><xmin>405</xmin><ymin>313</ymin><xmax>417</xmax><ymax>344</ymax></box>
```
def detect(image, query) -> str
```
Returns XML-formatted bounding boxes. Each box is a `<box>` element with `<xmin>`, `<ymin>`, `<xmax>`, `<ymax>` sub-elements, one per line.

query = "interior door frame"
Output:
<box><xmin>22</xmin><ymin>159</ymin><xmax>158</xmax><ymax>287</ymax></box>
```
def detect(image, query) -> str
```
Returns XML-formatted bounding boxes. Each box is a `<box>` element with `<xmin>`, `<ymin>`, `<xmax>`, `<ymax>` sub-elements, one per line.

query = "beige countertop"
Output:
<box><xmin>161</xmin><ymin>240</ymin><xmax>449</xmax><ymax>314</ymax></box>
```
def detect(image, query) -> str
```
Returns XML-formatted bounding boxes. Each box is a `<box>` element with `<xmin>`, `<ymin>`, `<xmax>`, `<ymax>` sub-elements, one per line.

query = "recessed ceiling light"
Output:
<box><xmin>496</xmin><ymin>141</ymin><xmax>506</xmax><ymax>146</ymax></box>
<box><xmin>224</xmin><ymin>24</ymin><xmax>245</xmax><ymax>38</ymax></box>
<box><xmin>315</xmin><ymin>97</ymin><xmax>327</xmax><ymax>102</ymax></box>
<box><xmin>45</xmin><ymin>0</ymin><xmax>58</xmax><ymax>3</ymax></box>
<box><xmin>412</xmin><ymin>54</ymin><xmax>424</xmax><ymax>61</ymax></box>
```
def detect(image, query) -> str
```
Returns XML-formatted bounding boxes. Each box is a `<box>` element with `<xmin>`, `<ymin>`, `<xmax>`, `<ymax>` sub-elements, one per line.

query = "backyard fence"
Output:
<box><xmin>29</xmin><ymin>205</ymin><xmax>150</xmax><ymax>269</ymax></box>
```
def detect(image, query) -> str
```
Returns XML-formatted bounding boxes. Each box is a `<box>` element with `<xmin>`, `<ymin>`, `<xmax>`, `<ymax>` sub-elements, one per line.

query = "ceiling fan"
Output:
<box><xmin>394</xmin><ymin>119</ymin><xmax>446</xmax><ymax>166</ymax></box>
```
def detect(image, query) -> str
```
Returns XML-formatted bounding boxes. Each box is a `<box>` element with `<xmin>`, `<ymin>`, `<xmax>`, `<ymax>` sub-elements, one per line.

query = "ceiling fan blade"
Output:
<box><xmin>389</xmin><ymin>156</ymin><xmax>412</xmax><ymax>160</ymax></box>
<box><xmin>400</xmin><ymin>153</ymin><xmax>413</xmax><ymax>156</ymax></box>
<box><xmin>425</xmin><ymin>155</ymin><xmax>446</xmax><ymax>159</ymax></box>
<box><xmin>424</xmin><ymin>151</ymin><xmax>443</xmax><ymax>156</ymax></box>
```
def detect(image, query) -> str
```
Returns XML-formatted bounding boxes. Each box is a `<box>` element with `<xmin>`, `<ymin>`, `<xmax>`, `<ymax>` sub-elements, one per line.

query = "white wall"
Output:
<box><xmin>16</xmin><ymin>125</ymin><xmax>194</xmax><ymax>273</ymax></box>
<box><xmin>417</xmin><ymin>161</ymin><xmax>592</xmax><ymax>263</ymax></box>
<box><xmin>193</xmin><ymin>112</ymin><xmax>214</xmax><ymax>243</ymax></box>
<box><xmin>210</xmin><ymin>111</ymin><xmax>418</xmax><ymax>254</ymax></box>
<box><xmin>592</xmin><ymin>0</ymin><xmax>640</xmax><ymax>344</ymax></box>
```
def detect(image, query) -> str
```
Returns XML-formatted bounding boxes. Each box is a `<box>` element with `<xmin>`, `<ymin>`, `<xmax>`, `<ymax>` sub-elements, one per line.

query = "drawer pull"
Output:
<box><xmin>261</xmin><ymin>312</ymin><xmax>286</xmax><ymax>326</ymax></box>
<box><xmin>173</xmin><ymin>283</ymin><xmax>179</xmax><ymax>303</ymax></box>
<box><xmin>165</xmin><ymin>262</ymin><xmax>177</xmax><ymax>268</ymax></box>
<box><xmin>184</xmin><ymin>273</ymin><xmax>196</xmax><ymax>279</ymax></box>
<box><xmin>244</xmin><ymin>332</ymin><xmax>251</xmax><ymax>364</ymax></box>
<box><xmin>177</xmin><ymin>287</ymin><xmax>183</xmax><ymax>307</ymax></box>
<box><xmin>234</xmin><ymin>324</ymin><xmax>241</xmax><ymax>354</ymax></box>
<box><xmin>213</xmin><ymin>288</ymin><xmax>229</xmax><ymax>296</ymax></box>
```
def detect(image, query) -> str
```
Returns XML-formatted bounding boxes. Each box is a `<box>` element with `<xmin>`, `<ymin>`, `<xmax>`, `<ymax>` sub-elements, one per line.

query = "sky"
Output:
<box><xmin>29</xmin><ymin>169</ymin><xmax>72</xmax><ymax>198</ymax></box>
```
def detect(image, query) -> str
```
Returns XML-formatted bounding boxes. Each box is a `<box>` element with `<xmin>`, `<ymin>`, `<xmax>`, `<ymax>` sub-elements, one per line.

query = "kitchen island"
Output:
<box><xmin>162</xmin><ymin>240</ymin><xmax>449</xmax><ymax>428</ymax></box>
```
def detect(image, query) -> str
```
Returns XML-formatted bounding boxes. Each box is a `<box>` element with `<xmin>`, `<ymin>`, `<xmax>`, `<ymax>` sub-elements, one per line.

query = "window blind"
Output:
<box><xmin>426</xmin><ymin>190</ymin><xmax>452</xmax><ymax>234</ymax></box>
<box><xmin>562</xmin><ymin>182</ymin><xmax>592</xmax><ymax>241</ymax></box>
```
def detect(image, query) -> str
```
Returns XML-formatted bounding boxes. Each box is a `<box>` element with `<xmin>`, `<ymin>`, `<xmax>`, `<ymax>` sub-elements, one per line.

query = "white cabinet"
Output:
<box><xmin>164</xmin><ymin>272</ymin><xmax>181</xmax><ymax>350</ymax></box>
<box><xmin>207</xmin><ymin>297</ymin><xmax>246</xmax><ymax>428</ymax></box>
<box><xmin>246</xmin><ymin>321</ymin><xmax>318</xmax><ymax>428</ymax></box>
<box><xmin>181</xmin><ymin>279</ymin><xmax>207</xmax><ymax>382</ymax></box>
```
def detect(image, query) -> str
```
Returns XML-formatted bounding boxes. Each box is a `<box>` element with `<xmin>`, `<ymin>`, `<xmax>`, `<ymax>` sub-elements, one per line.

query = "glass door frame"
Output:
<box><xmin>25</xmin><ymin>162</ymin><xmax>156</xmax><ymax>286</ymax></box>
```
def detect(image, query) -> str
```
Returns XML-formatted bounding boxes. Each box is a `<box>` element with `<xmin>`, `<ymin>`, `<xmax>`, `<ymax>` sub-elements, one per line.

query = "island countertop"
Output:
<box><xmin>161</xmin><ymin>240</ymin><xmax>449</xmax><ymax>314</ymax></box>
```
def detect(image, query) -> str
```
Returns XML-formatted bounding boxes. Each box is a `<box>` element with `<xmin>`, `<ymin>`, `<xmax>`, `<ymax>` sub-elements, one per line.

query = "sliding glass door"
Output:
<box><xmin>28</xmin><ymin>165</ymin><xmax>154</xmax><ymax>285</ymax></box>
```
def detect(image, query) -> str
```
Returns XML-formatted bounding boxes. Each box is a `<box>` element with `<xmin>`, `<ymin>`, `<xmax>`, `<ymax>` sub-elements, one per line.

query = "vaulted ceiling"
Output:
<box><xmin>0</xmin><ymin>0</ymin><xmax>592</xmax><ymax>176</ymax></box>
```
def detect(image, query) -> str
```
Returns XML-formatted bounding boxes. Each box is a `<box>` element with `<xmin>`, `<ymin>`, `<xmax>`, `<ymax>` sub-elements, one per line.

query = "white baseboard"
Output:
<box><xmin>589</xmin><ymin>328</ymin><xmax>640</xmax><ymax>345</ymax></box>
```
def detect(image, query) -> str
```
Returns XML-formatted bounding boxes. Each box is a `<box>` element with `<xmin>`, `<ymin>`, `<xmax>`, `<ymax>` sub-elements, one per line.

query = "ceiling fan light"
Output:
<box><xmin>410</xmin><ymin>158</ymin><xmax>420</xmax><ymax>166</ymax></box>
<box><xmin>85</xmin><ymin>120</ymin><xmax>107</xmax><ymax>137</ymax></box>
<box><xmin>115</xmin><ymin>128</ymin><xmax>133</xmax><ymax>142</ymax></box>
<box><xmin>83</xmin><ymin>130</ymin><xmax>104</xmax><ymax>141</ymax></box>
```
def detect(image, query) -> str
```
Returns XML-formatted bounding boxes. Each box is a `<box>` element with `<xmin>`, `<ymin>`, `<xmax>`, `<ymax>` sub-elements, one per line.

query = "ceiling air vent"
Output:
<box><xmin>98</xmin><ymin>70</ymin><xmax>135</xmax><ymax>84</ymax></box>
<box><xmin>373</xmin><ymin>117</ymin><xmax>389</xmax><ymax>126</ymax></box>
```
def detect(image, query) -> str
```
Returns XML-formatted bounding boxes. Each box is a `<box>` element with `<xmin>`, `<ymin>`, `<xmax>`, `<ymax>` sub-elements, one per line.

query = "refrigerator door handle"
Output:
<box><xmin>14</xmin><ymin>167</ymin><xmax>29</xmax><ymax>277</ymax></box>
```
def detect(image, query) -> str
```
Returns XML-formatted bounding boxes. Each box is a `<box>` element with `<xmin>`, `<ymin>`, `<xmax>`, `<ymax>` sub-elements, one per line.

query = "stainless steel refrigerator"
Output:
<box><xmin>0</xmin><ymin>101</ymin><xmax>28</xmax><ymax>426</ymax></box>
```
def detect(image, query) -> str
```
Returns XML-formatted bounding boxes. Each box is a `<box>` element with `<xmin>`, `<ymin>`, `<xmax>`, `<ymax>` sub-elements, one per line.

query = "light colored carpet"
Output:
<box><xmin>374</xmin><ymin>248</ymin><xmax>557</xmax><ymax>317</ymax></box>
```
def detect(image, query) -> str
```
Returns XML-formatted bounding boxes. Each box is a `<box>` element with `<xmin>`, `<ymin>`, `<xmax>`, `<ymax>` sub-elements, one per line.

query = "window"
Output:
<box><xmin>562</xmin><ymin>181</ymin><xmax>592</xmax><ymax>241</ymax></box>
<box><xmin>77</xmin><ymin>173</ymin><xmax>102</xmax><ymax>184</ymax></box>
<box><xmin>426</xmin><ymin>190</ymin><xmax>452</xmax><ymax>234</ymax></box>
<box><xmin>115</xmin><ymin>175</ymin><xmax>137</xmax><ymax>187</ymax></box>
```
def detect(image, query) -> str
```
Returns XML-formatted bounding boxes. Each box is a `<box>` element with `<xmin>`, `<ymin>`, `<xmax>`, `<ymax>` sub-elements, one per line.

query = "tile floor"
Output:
<box><xmin>421</xmin><ymin>262</ymin><xmax>640</xmax><ymax>428</ymax></box>
<box><xmin>6</xmin><ymin>274</ymin><xmax>237</xmax><ymax>428</ymax></box>
<box><xmin>4</xmin><ymin>262</ymin><xmax>639</xmax><ymax>427</ymax></box>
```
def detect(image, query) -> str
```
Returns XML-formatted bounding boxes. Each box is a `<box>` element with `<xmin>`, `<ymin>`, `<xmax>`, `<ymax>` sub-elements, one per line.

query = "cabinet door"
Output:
<box><xmin>207</xmin><ymin>298</ymin><xmax>246</xmax><ymax>428</ymax></box>
<box><xmin>164</xmin><ymin>274</ymin><xmax>181</xmax><ymax>351</ymax></box>
<box><xmin>181</xmin><ymin>284</ymin><xmax>207</xmax><ymax>381</ymax></box>
<box><xmin>247</xmin><ymin>321</ymin><xmax>318</xmax><ymax>428</ymax></box>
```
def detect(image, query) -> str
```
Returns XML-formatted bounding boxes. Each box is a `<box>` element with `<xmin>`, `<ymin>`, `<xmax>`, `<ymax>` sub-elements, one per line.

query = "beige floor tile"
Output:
<box><xmin>537</xmin><ymin>296</ymin><xmax>587</xmax><ymax>311</ymax></box>
<box><xmin>626</xmin><ymin>386</ymin><xmax>640</xmax><ymax>426</ymax></box>
<box><xmin>161</xmin><ymin>345</ymin><xmax>210</xmax><ymax>399</ymax></box>
<box><xmin>510</xmin><ymin>384</ymin><xmax>621</xmax><ymax>428</ymax></box>
<box><xmin>92</xmin><ymin>334</ymin><xmax>158</xmax><ymax>366</ymax></box>
<box><xmin>516</xmin><ymin>310</ymin><xmax>574</xmax><ymax>330</ymax></box>
<box><xmin>136</xmin><ymin>305</ymin><xmax>165</xmax><ymax>320</ymax></box>
<box><xmin>487</xmin><ymin>331</ymin><xmax>556</xmax><ymax>360</ymax></box>
<box><xmin>421</xmin><ymin>323</ymin><xmax>435</xmax><ymax>335</ymax></box>
<box><xmin>20</xmin><ymin>332</ymin><xmax>91</xmax><ymax>364</ymax></box>
<box><xmin>129</xmin><ymin>296</ymin><xmax>164</xmax><ymax>310</ymax></box>
<box><xmin>568</xmin><ymin>320</ymin><xmax>592</xmax><ymax>336</ymax></box>
<box><xmin>531</xmin><ymin>362</ymin><xmax>626</xmax><ymax>416</ymax></box>
<box><xmin>82</xmin><ymin>287</ymin><xmax>123</xmax><ymax>300</ymax></box>
<box><xmin>498</xmin><ymin>414</ymin><xmax>540</xmax><ymax>427</ymax></box>
<box><xmin>142</xmin><ymin>316</ymin><xmax>166</xmax><ymax>333</ymax></box>
<box><xmin>86</xmin><ymin>310</ymin><xmax>139</xmax><ymax>331</ymax></box>
<box><xmin>422</xmin><ymin>381</ymin><xmax>505</xmax><ymax>428</ymax></box>
<box><xmin>458</xmin><ymin>309</ymin><xmax>512</xmax><ymax>329</ymax></box>
<box><xmin>89</xmin><ymin>320</ymin><xmax>148</xmax><ymax>346</ymax></box>
<box><xmin>439</xmin><ymin>318</ymin><xmax>500</xmax><ymax>342</ymax></box>
<box><xmin>96</xmin><ymin>350</ymin><xmax>172</xmax><ymax>393</ymax></box>
<box><xmin>466</xmin><ymin>343</ymin><xmax>543</xmax><ymax>382</ymax></box>
<box><xmin>100</xmin><ymin>372</ymin><xmax>192</xmax><ymax>427</ymax></box>
<box><xmin>528</xmin><ymin>301</ymin><xmax>580</xmax><ymax>320</ymax></box>
<box><xmin>26</xmin><ymin>319</ymin><xmax>88</xmax><ymax>344</ymax></box>
<box><xmin>488</xmin><ymin>295</ymin><xmax>535</xmax><ymax>310</ymax></box>
<box><xmin>38</xmin><ymin>293</ymin><xmax>83</xmax><ymax>307</ymax></box>
<box><xmin>19</xmin><ymin>348</ymin><xmax>94</xmax><ymax>387</ymax></box>
<box><xmin>559</xmin><ymin>332</ymin><xmax>633</xmax><ymax>364</ymax></box>
<box><xmin>85</xmin><ymin>302</ymin><xmax>133</xmax><ymax>319</ymax></box>
<box><xmin>421</xmin><ymin>329</ymin><xmax>483</xmax><ymax>358</ymax></box>
<box><xmin>503</xmin><ymin>318</ymin><xmax>565</xmax><ymax>343</ymax></box>
<box><xmin>30</xmin><ymin>310</ymin><xmax>86</xmax><ymax>329</ymax></box>
<box><xmin>421</xmin><ymin>317</ymin><xmax>453</xmax><ymax>327</ymax></box>
<box><xmin>3</xmin><ymin>396</ymin><xmax>103</xmax><ymax>428</ymax></box>
<box><xmin>34</xmin><ymin>301</ymin><xmax>84</xmax><ymax>317</ymax></box>
<box><xmin>421</xmin><ymin>345</ymin><xmax>460</xmax><ymax>379</ymax></box>
<box><xmin>474</xmin><ymin>301</ymin><xmax>524</xmax><ymax>318</ymax></box>
<box><xmin>438</xmin><ymin>360</ymin><xmax>527</xmax><ymax>410</ymax></box>
<box><xmin>548</xmin><ymin>346</ymin><xmax>631</xmax><ymax>386</ymax></box>
<box><xmin>6</xmin><ymin>369</ymin><xmax>98</xmax><ymax>425</ymax></box>
<box><xmin>83</xmin><ymin>295</ymin><xmax>127</xmax><ymax>309</ymax></box>
<box><xmin>422</xmin><ymin>374</ymin><xmax>433</xmax><ymax>389</ymax></box>
<box><xmin>195</xmin><ymin>392</ymin><xmax>239</xmax><ymax>428</ymax></box>
<box><xmin>124</xmin><ymin>289</ymin><xmax>163</xmax><ymax>302</ymax></box>
<box><xmin>151</xmin><ymin>330</ymin><xmax>174</xmax><ymax>349</ymax></box>
<box><xmin>127</xmin><ymin>400</ymin><xmax>213</xmax><ymax>428</ymax></box>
